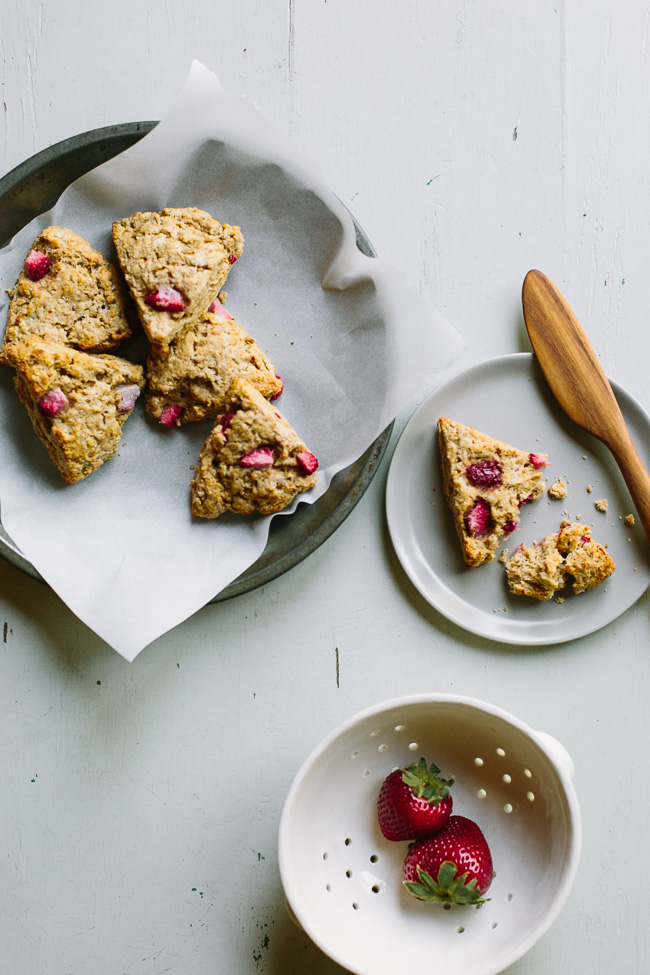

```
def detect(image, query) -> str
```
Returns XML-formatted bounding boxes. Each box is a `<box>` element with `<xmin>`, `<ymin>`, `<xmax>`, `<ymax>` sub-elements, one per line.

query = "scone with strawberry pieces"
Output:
<box><xmin>505</xmin><ymin>520</ymin><xmax>615</xmax><ymax>600</ymax></box>
<box><xmin>438</xmin><ymin>416</ymin><xmax>548</xmax><ymax>568</ymax></box>
<box><xmin>112</xmin><ymin>207</ymin><xmax>244</xmax><ymax>352</ymax></box>
<box><xmin>5</xmin><ymin>337</ymin><xmax>144</xmax><ymax>483</ymax></box>
<box><xmin>191</xmin><ymin>377</ymin><xmax>318</xmax><ymax>518</ymax></box>
<box><xmin>0</xmin><ymin>226</ymin><xmax>133</xmax><ymax>365</ymax></box>
<box><xmin>146</xmin><ymin>297</ymin><xmax>282</xmax><ymax>425</ymax></box>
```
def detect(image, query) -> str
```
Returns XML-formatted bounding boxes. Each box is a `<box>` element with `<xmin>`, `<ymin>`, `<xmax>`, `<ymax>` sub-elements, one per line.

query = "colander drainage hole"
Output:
<box><xmin>474</xmin><ymin>757</ymin><xmax>484</xmax><ymax>766</ymax></box>
<box><xmin>506</xmin><ymin>893</ymin><xmax>513</xmax><ymax>902</ymax></box>
<box><xmin>323</xmin><ymin>852</ymin><xmax>328</xmax><ymax>860</ymax></box>
<box><xmin>352</xmin><ymin>902</ymin><xmax>359</xmax><ymax>910</ymax></box>
<box><xmin>372</xmin><ymin>885</ymin><xmax>380</xmax><ymax>893</ymax></box>
<box><xmin>527</xmin><ymin>791</ymin><xmax>535</xmax><ymax>802</ymax></box>
<box><xmin>491</xmin><ymin>922</ymin><xmax>498</xmax><ymax>930</ymax></box>
<box><xmin>370</xmin><ymin>854</ymin><xmax>379</xmax><ymax>863</ymax></box>
<box><xmin>326</xmin><ymin>884</ymin><xmax>331</xmax><ymax>892</ymax></box>
<box><xmin>346</xmin><ymin>870</ymin><xmax>352</xmax><ymax>878</ymax></box>
<box><xmin>351</xmin><ymin>750</ymin><xmax>359</xmax><ymax>759</ymax></box>
<box><xmin>345</xmin><ymin>838</ymin><xmax>352</xmax><ymax>846</ymax></box>
<box><xmin>456</xmin><ymin>926</ymin><xmax>465</xmax><ymax>934</ymax></box>
<box><xmin>524</xmin><ymin>768</ymin><xmax>532</xmax><ymax>778</ymax></box>
<box><xmin>362</xmin><ymin>769</ymin><xmax>370</xmax><ymax>777</ymax></box>
<box><xmin>503</xmin><ymin>803</ymin><xmax>513</xmax><ymax>814</ymax></box>
<box><xmin>477</xmin><ymin>788</ymin><xmax>487</xmax><ymax>799</ymax></box>
<box><xmin>394</xmin><ymin>725</ymin><xmax>405</xmax><ymax>731</ymax></box>
<box><xmin>502</xmin><ymin>774</ymin><xmax>511</xmax><ymax>784</ymax></box>
<box><xmin>497</xmin><ymin>747</ymin><xmax>506</xmax><ymax>757</ymax></box>
<box><xmin>408</xmin><ymin>742</ymin><xmax>419</xmax><ymax>751</ymax></box>
<box><xmin>443</xmin><ymin>903</ymin><xmax>452</xmax><ymax>911</ymax></box>
<box><xmin>378</xmin><ymin>744</ymin><xmax>388</xmax><ymax>752</ymax></box>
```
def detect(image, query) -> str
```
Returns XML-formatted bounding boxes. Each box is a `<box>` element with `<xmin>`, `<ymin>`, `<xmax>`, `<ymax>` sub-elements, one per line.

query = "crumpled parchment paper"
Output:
<box><xmin>0</xmin><ymin>62</ymin><xmax>463</xmax><ymax>660</ymax></box>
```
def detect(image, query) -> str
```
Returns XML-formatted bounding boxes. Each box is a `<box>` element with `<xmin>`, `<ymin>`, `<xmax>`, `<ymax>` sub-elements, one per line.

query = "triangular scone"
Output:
<box><xmin>0</xmin><ymin>226</ymin><xmax>133</xmax><ymax>365</ymax></box>
<box><xmin>112</xmin><ymin>207</ymin><xmax>244</xmax><ymax>351</ymax></box>
<box><xmin>5</xmin><ymin>337</ymin><xmax>144</xmax><ymax>483</ymax></box>
<box><xmin>505</xmin><ymin>520</ymin><xmax>615</xmax><ymax>600</ymax></box>
<box><xmin>145</xmin><ymin>299</ymin><xmax>282</xmax><ymax>424</ymax></box>
<box><xmin>191</xmin><ymin>377</ymin><xmax>318</xmax><ymax>519</ymax></box>
<box><xmin>438</xmin><ymin>416</ymin><xmax>548</xmax><ymax>568</ymax></box>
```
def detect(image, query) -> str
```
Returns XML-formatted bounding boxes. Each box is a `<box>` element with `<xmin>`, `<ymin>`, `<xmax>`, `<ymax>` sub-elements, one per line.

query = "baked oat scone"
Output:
<box><xmin>191</xmin><ymin>377</ymin><xmax>318</xmax><ymax>519</ymax></box>
<box><xmin>505</xmin><ymin>520</ymin><xmax>615</xmax><ymax>600</ymax></box>
<box><xmin>5</xmin><ymin>337</ymin><xmax>144</xmax><ymax>483</ymax></box>
<box><xmin>438</xmin><ymin>417</ymin><xmax>548</xmax><ymax>568</ymax></box>
<box><xmin>112</xmin><ymin>208</ymin><xmax>244</xmax><ymax>351</ymax></box>
<box><xmin>146</xmin><ymin>299</ymin><xmax>282</xmax><ymax>424</ymax></box>
<box><xmin>0</xmin><ymin>226</ymin><xmax>133</xmax><ymax>364</ymax></box>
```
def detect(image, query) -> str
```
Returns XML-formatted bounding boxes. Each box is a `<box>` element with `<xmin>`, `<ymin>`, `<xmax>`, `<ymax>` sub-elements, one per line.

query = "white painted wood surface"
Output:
<box><xmin>1</xmin><ymin>1</ymin><xmax>649</xmax><ymax>971</ymax></box>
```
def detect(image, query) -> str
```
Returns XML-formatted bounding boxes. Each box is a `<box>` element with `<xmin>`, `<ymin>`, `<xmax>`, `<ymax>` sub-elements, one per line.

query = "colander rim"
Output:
<box><xmin>278</xmin><ymin>692</ymin><xmax>582</xmax><ymax>975</ymax></box>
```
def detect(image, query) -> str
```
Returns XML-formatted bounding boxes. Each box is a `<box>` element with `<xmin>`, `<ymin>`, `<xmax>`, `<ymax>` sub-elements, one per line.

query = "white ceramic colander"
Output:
<box><xmin>278</xmin><ymin>694</ymin><xmax>581</xmax><ymax>975</ymax></box>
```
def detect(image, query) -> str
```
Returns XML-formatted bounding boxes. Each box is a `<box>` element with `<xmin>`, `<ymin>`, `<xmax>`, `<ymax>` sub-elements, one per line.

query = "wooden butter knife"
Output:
<box><xmin>522</xmin><ymin>268</ymin><xmax>650</xmax><ymax>540</ymax></box>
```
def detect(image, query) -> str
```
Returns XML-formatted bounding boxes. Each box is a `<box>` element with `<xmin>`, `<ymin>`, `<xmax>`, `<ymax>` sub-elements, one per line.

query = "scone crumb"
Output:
<box><xmin>625</xmin><ymin>513</ymin><xmax>635</xmax><ymax>526</ymax></box>
<box><xmin>548</xmin><ymin>478</ymin><xmax>567</xmax><ymax>500</ymax></box>
<box><xmin>499</xmin><ymin>549</ymin><xmax>509</xmax><ymax>564</ymax></box>
<box><xmin>586</xmin><ymin>484</ymin><xmax>593</xmax><ymax>492</ymax></box>
<box><xmin>595</xmin><ymin>498</ymin><xmax>608</xmax><ymax>513</ymax></box>
<box><xmin>555</xmin><ymin>596</ymin><xmax>565</xmax><ymax>604</ymax></box>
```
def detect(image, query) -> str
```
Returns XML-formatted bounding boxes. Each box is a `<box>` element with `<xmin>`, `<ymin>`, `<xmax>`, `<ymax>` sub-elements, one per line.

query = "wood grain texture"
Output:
<box><xmin>1</xmin><ymin>2</ymin><xmax>650</xmax><ymax>973</ymax></box>
<box><xmin>523</xmin><ymin>269</ymin><xmax>650</xmax><ymax>538</ymax></box>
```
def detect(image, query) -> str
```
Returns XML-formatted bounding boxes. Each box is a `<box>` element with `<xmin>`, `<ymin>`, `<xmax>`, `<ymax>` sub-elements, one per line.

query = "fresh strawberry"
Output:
<box><xmin>377</xmin><ymin>758</ymin><xmax>454</xmax><ymax>842</ymax></box>
<box><xmin>529</xmin><ymin>452</ymin><xmax>550</xmax><ymax>469</ymax></box>
<box><xmin>296</xmin><ymin>450</ymin><xmax>318</xmax><ymax>475</ymax></box>
<box><xmin>403</xmin><ymin>815</ymin><xmax>494</xmax><ymax>906</ymax></box>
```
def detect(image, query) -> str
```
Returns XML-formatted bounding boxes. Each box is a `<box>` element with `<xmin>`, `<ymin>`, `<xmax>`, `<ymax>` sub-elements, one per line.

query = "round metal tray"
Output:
<box><xmin>0</xmin><ymin>123</ymin><xmax>392</xmax><ymax>602</ymax></box>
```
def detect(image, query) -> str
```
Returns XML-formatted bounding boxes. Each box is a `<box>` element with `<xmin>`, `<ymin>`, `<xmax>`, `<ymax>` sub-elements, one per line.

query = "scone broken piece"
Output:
<box><xmin>548</xmin><ymin>478</ymin><xmax>567</xmax><ymax>500</ymax></box>
<box><xmin>112</xmin><ymin>207</ymin><xmax>244</xmax><ymax>351</ymax></box>
<box><xmin>505</xmin><ymin>520</ymin><xmax>615</xmax><ymax>600</ymax></box>
<box><xmin>192</xmin><ymin>377</ymin><xmax>318</xmax><ymax>518</ymax></box>
<box><xmin>5</xmin><ymin>337</ymin><xmax>144</xmax><ymax>483</ymax></box>
<box><xmin>146</xmin><ymin>299</ymin><xmax>282</xmax><ymax>424</ymax></box>
<box><xmin>438</xmin><ymin>417</ymin><xmax>548</xmax><ymax>568</ymax></box>
<box><xmin>0</xmin><ymin>226</ymin><xmax>133</xmax><ymax>364</ymax></box>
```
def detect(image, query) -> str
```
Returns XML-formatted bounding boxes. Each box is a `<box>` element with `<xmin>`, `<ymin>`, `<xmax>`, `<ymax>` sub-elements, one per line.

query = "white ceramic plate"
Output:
<box><xmin>386</xmin><ymin>353</ymin><xmax>650</xmax><ymax>645</ymax></box>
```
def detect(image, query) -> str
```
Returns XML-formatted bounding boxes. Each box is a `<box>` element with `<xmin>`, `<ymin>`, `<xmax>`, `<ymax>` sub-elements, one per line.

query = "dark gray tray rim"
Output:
<box><xmin>0</xmin><ymin>122</ymin><xmax>392</xmax><ymax>602</ymax></box>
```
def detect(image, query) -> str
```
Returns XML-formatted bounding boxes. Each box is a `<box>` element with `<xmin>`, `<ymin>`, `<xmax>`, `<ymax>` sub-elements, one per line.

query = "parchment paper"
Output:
<box><xmin>0</xmin><ymin>62</ymin><xmax>463</xmax><ymax>660</ymax></box>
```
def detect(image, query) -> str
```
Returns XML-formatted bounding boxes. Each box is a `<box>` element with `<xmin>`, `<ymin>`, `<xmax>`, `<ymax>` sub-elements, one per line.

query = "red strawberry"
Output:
<box><xmin>24</xmin><ymin>249</ymin><xmax>51</xmax><ymax>281</ymax></box>
<box><xmin>465</xmin><ymin>460</ymin><xmax>502</xmax><ymax>487</ymax></box>
<box><xmin>403</xmin><ymin>815</ymin><xmax>494</xmax><ymax>906</ymax></box>
<box><xmin>377</xmin><ymin>758</ymin><xmax>454</xmax><ymax>842</ymax></box>
<box><xmin>466</xmin><ymin>497</ymin><xmax>492</xmax><ymax>537</ymax></box>
<box><xmin>529</xmin><ymin>452</ymin><xmax>550</xmax><ymax>469</ymax></box>
<box><xmin>145</xmin><ymin>286</ymin><xmax>184</xmax><ymax>312</ymax></box>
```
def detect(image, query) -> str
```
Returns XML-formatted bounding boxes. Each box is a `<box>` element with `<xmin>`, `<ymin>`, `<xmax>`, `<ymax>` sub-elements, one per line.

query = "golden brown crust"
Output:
<box><xmin>0</xmin><ymin>226</ymin><xmax>133</xmax><ymax>364</ymax></box>
<box><xmin>112</xmin><ymin>207</ymin><xmax>244</xmax><ymax>351</ymax></box>
<box><xmin>145</xmin><ymin>304</ymin><xmax>281</xmax><ymax>423</ymax></box>
<box><xmin>438</xmin><ymin>417</ymin><xmax>546</xmax><ymax>568</ymax></box>
<box><xmin>191</xmin><ymin>377</ymin><xmax>317</xmax><ymax>519</ymax></box>
<box><xmin>505</xmin><ymin>520</ymin><xmax>616</xmax><ymax>600</ymax></box>
<box><xmin>6</xmin><ymin>337</ymin><xmax>144</xmax><ymax>483</ymax></box>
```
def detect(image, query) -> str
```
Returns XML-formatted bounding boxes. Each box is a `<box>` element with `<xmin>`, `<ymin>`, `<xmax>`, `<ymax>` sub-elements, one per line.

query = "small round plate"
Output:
<box><xmin>386</xmin><ymin>353</ymin><xmax>650</xmax><ymax>645</ymax></box>
<box><xmin>0</xmin><ymin>123</ymin><xmax>391</xmax><ymax>602</ymax></box>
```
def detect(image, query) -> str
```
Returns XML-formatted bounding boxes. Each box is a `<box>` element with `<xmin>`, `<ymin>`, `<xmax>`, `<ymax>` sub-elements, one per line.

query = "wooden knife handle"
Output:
<box><xmin>610</xmin><ymin>434</ymin><xmax>650</xmax><ymax>542</ymax></box>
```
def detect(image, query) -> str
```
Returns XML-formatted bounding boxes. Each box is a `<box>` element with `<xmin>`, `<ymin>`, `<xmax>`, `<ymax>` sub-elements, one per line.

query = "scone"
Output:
<box><xmin>438</xmin><ymin>417</ymin><xmax>548</xmax><ymax>568</ymax></box>
<box><xmin>505</xmin><ymin>520</ymin><xmax>615</xmax><ymax>600</ymax></box>
<box><xmin>5</xmin><ymin>337</ymin><xmax>144</xmax><ymax>483</ymax></box>
<box><xmin>0</xmin><ymin>226</ymin><xmax>133</xmax><ymax>364</ymax></box>
<box><xmin>112</xmin><ymin>207</ymin><xmax>244</xmax><ymax>351</ymax></box>
<box><xmin>191</xmin><ymin>377</ymin><xmax>318</xmax><ymax>518</ymax></box>
<box><xmin>146</xmin><ymin>298</ymin><xmax>282</xmax><ymax>424</ymax></box>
